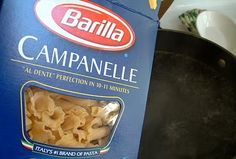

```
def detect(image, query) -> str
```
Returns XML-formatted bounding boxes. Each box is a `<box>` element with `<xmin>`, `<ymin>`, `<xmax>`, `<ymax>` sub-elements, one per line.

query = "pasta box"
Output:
<box><xmin>0</xmin><ymin>0</ymin><xmax>160</xmax><ymax>158</ymax></box>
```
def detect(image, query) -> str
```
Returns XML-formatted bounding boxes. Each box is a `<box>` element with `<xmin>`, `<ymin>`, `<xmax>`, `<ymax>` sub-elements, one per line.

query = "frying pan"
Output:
<box><xmin>140</xmin><ymin>29</ymin><xmax>236</xmax><ymax>159</ymax></box>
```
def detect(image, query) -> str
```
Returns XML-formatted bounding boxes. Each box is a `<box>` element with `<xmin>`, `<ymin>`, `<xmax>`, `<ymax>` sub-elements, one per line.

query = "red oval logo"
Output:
<box><xmin>35</xmin><ymin>0</ymin><xmax>135</xmax><ymax>51</ymax></box>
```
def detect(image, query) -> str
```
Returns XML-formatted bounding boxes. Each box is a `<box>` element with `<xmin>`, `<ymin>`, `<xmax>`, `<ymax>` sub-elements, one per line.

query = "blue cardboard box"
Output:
<box><xmin>0</xmin><ymin>0</ymin><xmax>160</xmax><ymax>158</ymax></box>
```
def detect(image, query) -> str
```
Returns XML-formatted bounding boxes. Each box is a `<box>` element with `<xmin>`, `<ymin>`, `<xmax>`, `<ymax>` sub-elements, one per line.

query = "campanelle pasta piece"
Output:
<box><xmin>26</xmin><ymin>116</ymin><xmax>32</xmax><ymax>131</ymax></box>
<box><xmin>60</xmin><ymin>96</ymin><xmax>99</xmax><ymax>107</ymax></box>
<box><xmin>87</xmin><ymin>126</ymin><xmax>110</xmax><ymax>142</ymax></box>
<box><xmin>68</xmin><ymin>106</ymin><xmax>89</xmax><ymax>117</ymax></box>
<box><xmin>83</xmin><ymin>117</ymin><xmax>110</xmax><ymax>145</ymax></box>
<box><xmin>103</xmin><ymin>102</ymin><xmax>120</xmax><ymax>125</ymax></box>
<box><xmin>84</xmin><ymin>117</ymin><xmax>103</xmax><ymax>130</ymax></box>
<box><xmin>73</xmin><ymin>129</ymin><xmax>87</xmax><ymax>143</ymax></box>
<box><xmin>25</xmin><ymin>105</ymin><xmax>32</xmax><ymax>117</ymax></box>
<box><xmin>49</xmin><ymin>127</ymin><xmax>64</xmax><ymax>144</ymax></box>
<box><xmin>54</xmin><ymin>98</ymin><xmax>78</xmax><ymax>112</ymax></box>
<box><xmin>31</xmin><ymin>87</ymin><xmax>47</xmax><ymax>95</ymax></box>
<box><xmin>30</xmin><ymin>92</ymin><xmax>55</xmax><ymax>119</ymax></box>
<box><xmin>98</xmin><ymin>136</ymin><xmax>109</xmax><ymax>146</ymax></box>
<box><xmin>62</xmin><ymin>114</ymin><xmax>87</xmax><ymax>131</ymax></box>
<box><xmin>104</xmin><ymin>102</ymin><xmax>120</xmax><ymax>112</ymax></box>
<box><xmin>29</xmin><ymin>120</ymin><xmax>55</xmax><ymax>144</ymax></box>
<box><xmin>26</xmin><ymin>87</ymin><xmax>34</xmax><ymax>98</ymax></box>
<box><xmin>87</xmin><ymin>142</ymin><xmax>99</xmax><ymax>147</ymax></box>
<box><xmin>42</xmin><ymin>107</ymin><xmax>65</xmax><ymax>130</ymax></box>
<box><xmin>103</xmin><ymin>113</ymin><xmax>119</xmax><ymax>126</ymax></box>
<box><xmin>91</xmin><ymin>106</ymin><xmax>105</xmax><ymax>117</ymax></box>
<box><xmin>25</xmin><ymin>92</ymin><xmax>31</xmax><ymax>105</ymax></box>
<box><xmin>61</xmin><ymin>115</ymin><xmax>76</xmax><ymax>131</ymax></box>
<box><xmin>62</xmin><ymin>106</ymin><xmax>89</xmax><ymax>131</ymax></box>
<box><xmin>55</xmin><ymin>132</ymin><xmax>86</xmax><ymax>148</ymax></box>
<box><xmin>25</xmin><ymin>90</ymin><xmax>34</xmax><ymax>117</ymax></box>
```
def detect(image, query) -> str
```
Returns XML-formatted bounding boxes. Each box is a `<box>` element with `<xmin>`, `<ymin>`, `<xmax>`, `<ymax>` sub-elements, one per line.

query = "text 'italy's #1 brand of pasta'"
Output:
<box><xmin>0</xmin><ymin>0</ymin><xmax>160</xmax><ymax>159</ymax></box>
<box><xmin>35</xmin><ymin>0</ymin><xmax>136</xmax><ymax>51</ymax></box>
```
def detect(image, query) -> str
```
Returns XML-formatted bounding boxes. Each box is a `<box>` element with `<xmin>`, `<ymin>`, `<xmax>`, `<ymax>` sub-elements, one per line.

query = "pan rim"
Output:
<box><xmin>158</xmin><ymin>29</ymin><xmax>236</xmax><ymax>61</ymax></box>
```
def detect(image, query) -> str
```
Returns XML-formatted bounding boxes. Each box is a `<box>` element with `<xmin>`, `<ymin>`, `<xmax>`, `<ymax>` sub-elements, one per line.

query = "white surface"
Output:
<box><xmin>160</xmin><ymin>0</ymin><xmax>236</xmax><ymax>32</ymax></box>
<box><xmin>196</xmin><ymin>11</ymin><xmax>236</xmax><ymax>55</ymax></box>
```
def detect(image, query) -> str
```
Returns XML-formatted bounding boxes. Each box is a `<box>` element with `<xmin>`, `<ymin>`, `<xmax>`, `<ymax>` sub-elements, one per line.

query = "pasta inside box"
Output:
<box><xmin>24</xmin><ymin>86</ymin><xmax>122</xmax><ymax>148</ymax></box>
<box><xmin>0</xmin><ymin>0</ymin><xmax>160</xmax><ymax>158</ymax></box>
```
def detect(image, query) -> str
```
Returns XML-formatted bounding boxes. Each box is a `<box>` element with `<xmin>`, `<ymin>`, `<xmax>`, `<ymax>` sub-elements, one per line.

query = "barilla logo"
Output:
<box><xmin>35</xmin><ymin>0</ymin><xmax>135</xmax><ymax>51</ymax></box>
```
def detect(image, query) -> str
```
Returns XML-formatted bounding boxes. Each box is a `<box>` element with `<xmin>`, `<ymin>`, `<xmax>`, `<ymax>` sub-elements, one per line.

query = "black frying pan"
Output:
<box><xmin>140</xmin><ymin>29</ymin><xmax>236</xmax><ymax>159</ymax></box>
